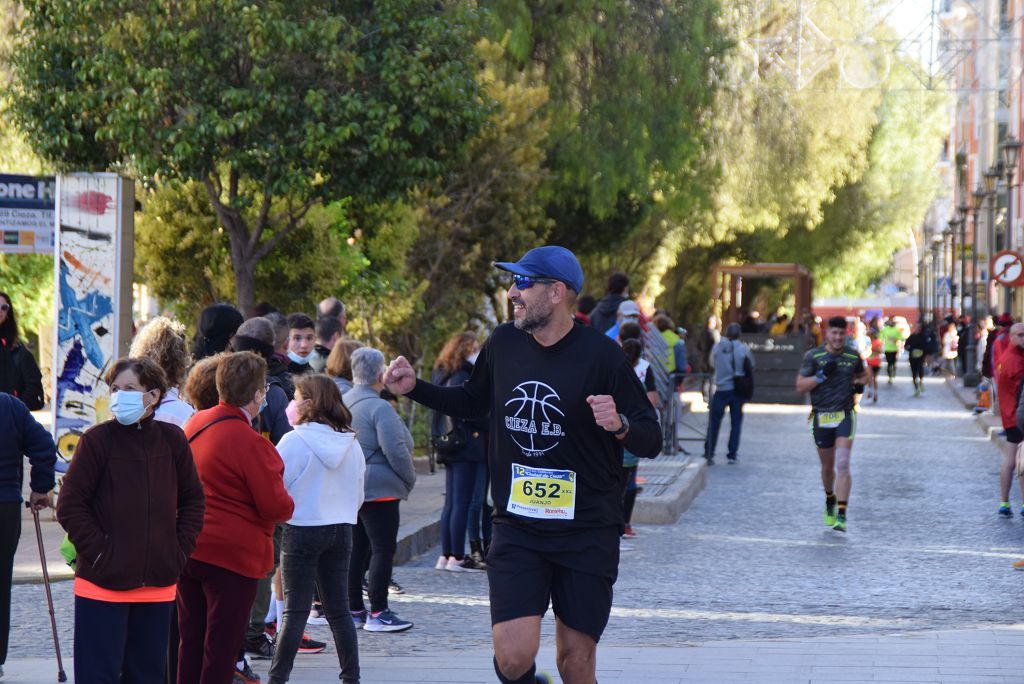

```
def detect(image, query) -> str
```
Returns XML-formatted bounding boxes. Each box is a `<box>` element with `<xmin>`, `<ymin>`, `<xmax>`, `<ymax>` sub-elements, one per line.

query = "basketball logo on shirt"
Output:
<box><xmin>504</xmin><ymin>380</ymin><xmax>565</xmax><ymax>457</ymax></box>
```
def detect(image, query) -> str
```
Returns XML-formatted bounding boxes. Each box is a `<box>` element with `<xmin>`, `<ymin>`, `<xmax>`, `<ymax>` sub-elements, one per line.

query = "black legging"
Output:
<box><xmin>0</xmin><ymin>502</ymin><xmax>19</xmax><ymax>665</ymax></box>
<box><xmin>348</xmin><ymin>499</ymin><xmax>400</xmax><ymax>614</ymax></box>
<box><xmin>909</xmin><ymin>358</ymin><xmax>925</xmax><ymax>382</ymax></box>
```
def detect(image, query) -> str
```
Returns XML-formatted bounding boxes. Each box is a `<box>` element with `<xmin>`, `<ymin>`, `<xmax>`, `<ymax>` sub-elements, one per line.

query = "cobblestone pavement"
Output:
<box><xmin>8</xmin><ymin>375</ymin><xmax>1023</xmax><ymax>676</ymax></box>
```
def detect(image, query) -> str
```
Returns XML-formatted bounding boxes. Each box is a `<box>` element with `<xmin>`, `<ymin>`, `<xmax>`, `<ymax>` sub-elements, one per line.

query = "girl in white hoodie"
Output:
<box><xmin>267</xmin><ymin>374</ymin><xmax>365</xmax><ymax>684</ymax></box>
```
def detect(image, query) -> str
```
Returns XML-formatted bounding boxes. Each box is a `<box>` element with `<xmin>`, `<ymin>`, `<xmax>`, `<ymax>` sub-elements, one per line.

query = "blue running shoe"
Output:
<box><xmin>363</xmin><ymin>609</ymin><xmax>413</xmax><ymax>633</ymax></box>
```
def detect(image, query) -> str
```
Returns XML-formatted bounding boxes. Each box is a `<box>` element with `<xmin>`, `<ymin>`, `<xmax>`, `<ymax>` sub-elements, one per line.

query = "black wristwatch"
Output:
<box><xmin>612</xmin><ymin>413</ymin><xmax>629</xmax><ymax>436</ymax></box>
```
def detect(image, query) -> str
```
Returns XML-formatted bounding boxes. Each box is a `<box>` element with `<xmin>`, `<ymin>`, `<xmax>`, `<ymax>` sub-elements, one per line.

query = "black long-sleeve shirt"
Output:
<box><xmin>409</xmin><ymin>322</ymin><xmax>660</xmax><ymax>534</ymax></box>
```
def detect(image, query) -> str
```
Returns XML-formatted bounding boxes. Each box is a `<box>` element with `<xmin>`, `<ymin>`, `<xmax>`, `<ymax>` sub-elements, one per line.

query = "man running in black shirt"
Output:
<box><xmin>384</xmin><ymin>246</ymin><xmax>661</xmax><ymax>684</ymax></box>
<box><xmin>796</xmin><ymin>316</ymin><xmax>871</xmax><ymax>532</ymax></box>
<box><xmin>904</xmin><ymin>321</ymin><xmax>928</xmax><ymax>396</ymax></box>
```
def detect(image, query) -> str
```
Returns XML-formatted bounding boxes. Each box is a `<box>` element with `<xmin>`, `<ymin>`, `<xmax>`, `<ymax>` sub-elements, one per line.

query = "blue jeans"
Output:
<box><xmin>467</xmin><ymin>461</ymin><xmax>491</xmax><ymax>544</ymax></box>
<box><xmin>440</xmin><ymin>461</ymin><xmax>477</xmax><ymax>557</ymax></box>
<box><xmin>269</xmin><ymin>524</ymin><xmax>359</xmax><ymax>684</ymax></box>
<box><xmin>705</xmin><ymin>388</ymin><xmax>744</xmax><ymax>458</ymax></box>
<box><xmin>74</xmin><ymin>596</ymin><xmax>173</xmax><ymax>683</ymax></box>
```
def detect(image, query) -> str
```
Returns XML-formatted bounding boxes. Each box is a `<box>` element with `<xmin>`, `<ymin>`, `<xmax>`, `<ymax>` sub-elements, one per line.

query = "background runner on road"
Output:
<box><xmin>796</xmin><ymin>316</ymin><xmax>871</xmax><ymax>533</ymax></box>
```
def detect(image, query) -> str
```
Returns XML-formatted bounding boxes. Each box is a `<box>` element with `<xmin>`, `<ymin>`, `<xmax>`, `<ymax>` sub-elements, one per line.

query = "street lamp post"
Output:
<box><xmin>964</xmin><ymin>186</ymin><xmax>987</xmax><ymax>387</ymax></box>
<box><xmin>985</xmin><ymin>165</ymin><xmax>1001</xmax><ymax>314</ymax></box>
<box><xmin>944</xmin><ymin>224</ymin><xmax>955</xmax><ymax>315</ymax></box>
<box><xmin>1000</xmin><ymin>137</ymin><xmax>1022</xmax><ymax>311</ymax></box>
<box><xmin>948</xmin><ymin>219</ymin><xmax>960</xmax><ymax>315</ymax></box>
<box><xmin>958</xmin><ymin>202</ymin><xmax>969</xmax><ymax>316</ymax></box>
<box><xmin>931</xmin><ymin>237</ymin><xmax>943</xmax><ymax>318</ymax></box>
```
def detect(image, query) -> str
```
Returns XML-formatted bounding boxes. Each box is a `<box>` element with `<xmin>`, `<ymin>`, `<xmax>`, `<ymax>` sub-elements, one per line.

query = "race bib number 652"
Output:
<box><xmin>508</xmin><ymin>464</ymin><xmax>577</xmax><ymax>520</ymax></box>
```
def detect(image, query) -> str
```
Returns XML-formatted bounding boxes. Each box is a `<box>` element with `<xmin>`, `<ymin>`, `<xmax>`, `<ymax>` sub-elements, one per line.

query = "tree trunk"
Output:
<box><xmin>233</xmin><ymin>257</ymin><xmax>257</xmax><ymax>318</ymax></box>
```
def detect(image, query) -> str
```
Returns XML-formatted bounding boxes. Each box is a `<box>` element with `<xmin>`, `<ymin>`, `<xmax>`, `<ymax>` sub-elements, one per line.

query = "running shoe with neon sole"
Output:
<box><xmin>233</xmin><ymin>658</ymin><xmax>261</xmax><ymax>684</ymax></box>
<box><xmin>535</xmin><ymin>673</ymin><xmax>553</xmax><ymax>684</ymax></box>
<box><xmin>832</xmin><ymin>515</ymin><xmax>847</xmax><ymax>532</ymax></box>
<box><xmin>824</xmin><ymin>503</ymin><xmax>837</xmax><ymax>527</ymax></box>
<box><xmin>999</xmin><ymin>504</ymin><xmax>1013</xmax><ymax>518</ymax></box>
<box><xmin>298</xmin><ymin>633</ymin><xmax>326</xmax><ymax>654</ymax></box>
<box><xmin>1012</xmin><ymin>558</ymin><xmax>1024</xmax><ymax>571</ymax></box>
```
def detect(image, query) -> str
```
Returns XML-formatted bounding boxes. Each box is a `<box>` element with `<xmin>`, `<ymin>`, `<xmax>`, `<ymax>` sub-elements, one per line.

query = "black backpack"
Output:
<box><xmin>430</xmin><ymin>373</ymin><xmax>467</xmax><ymax>460</ymax></box>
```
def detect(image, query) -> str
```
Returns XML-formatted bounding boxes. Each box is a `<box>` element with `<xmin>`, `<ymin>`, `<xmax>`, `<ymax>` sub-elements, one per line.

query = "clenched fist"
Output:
<box><xmin>586</xmin><ymin>394</ymin><xmax>623</xmax><ymax>433</ymax></box>
<box><xmin>384</xmin><ymin>356</ymin><xmax>417</xmax><ymax>396</ymax></box>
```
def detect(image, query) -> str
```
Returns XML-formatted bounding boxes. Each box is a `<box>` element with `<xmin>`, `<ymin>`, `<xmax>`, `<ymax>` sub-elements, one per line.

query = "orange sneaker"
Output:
<box><xmin>1012</xmin><ymin>559</ymin><xmax>1024</xmax><ymax>571</ymax></box>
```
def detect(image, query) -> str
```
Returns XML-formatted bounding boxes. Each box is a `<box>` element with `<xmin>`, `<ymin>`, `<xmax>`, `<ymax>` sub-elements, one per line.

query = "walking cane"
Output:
<box><xmin>27</xmin><ymin>502</ymin><xmax>67</xmax><ymax>682</ymax></box>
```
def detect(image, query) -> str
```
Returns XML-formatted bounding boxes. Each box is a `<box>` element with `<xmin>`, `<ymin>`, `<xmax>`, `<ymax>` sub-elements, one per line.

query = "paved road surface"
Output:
<box><xmin>8</xmin><ymin>375</ymin><xmax>1023</xmax><ymax>682</ymax></box>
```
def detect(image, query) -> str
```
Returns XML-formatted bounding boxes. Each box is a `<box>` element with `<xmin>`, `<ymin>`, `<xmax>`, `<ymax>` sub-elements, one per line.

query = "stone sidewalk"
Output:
<box><xmin>8</xmin><ymin>626</ymin><xmax>1024</xmax><ymax>683</ymax></box>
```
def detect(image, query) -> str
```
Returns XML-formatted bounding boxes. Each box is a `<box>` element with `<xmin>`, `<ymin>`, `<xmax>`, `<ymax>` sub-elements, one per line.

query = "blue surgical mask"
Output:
<box><xmin>287</xmin><ymin>350</ymin><xmax>310</xmax><ymax>365</ymax></box>
<box><xmin>110</xmin><ymin>390</ymin><xmax>148</xmax><ymax>426</ymax></box>
<box><xmin>259</xmin><ymin>393</ymin><xmax>268</xmax><ymax>413</ymax></box>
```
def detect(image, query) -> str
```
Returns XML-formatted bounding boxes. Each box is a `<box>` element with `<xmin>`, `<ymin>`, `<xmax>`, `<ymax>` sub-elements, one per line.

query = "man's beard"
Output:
<box><xmin>514</xmin><ymin>302</ymin><xmax>554</xmax><ymax>333</ymax></box>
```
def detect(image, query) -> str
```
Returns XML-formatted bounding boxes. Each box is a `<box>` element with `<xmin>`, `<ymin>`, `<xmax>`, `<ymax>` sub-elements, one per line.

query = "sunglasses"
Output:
<box><xmin>512</xmin><ymin>274</ymin><xmax>558</xmax><ymax>290</ymax></box>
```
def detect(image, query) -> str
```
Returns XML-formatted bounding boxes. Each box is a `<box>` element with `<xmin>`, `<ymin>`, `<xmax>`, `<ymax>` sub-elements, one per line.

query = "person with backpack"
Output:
<box><xmin>431</xmin><ymin>333</ymin><xmax>488</xmax><ymax>573</ymax></box>
<box><xmin>705</xmin><ymin>323</ymin><xmax>755</xmax><ymax>465</ymax></box>
<box><xmin>57</xmin><ymin>357</ymin><xmax>205</xmax><ymax>683</ymax></box>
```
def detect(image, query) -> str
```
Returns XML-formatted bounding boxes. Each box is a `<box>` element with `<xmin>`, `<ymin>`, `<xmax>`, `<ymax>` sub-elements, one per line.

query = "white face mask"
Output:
<box><xmin>467</xmin><ymin>351</ymin><xmax>479</xmax><ymax>365</ymax></box>
<box><xmin>110</xmin><ymin>390</ymin><xmax>150</xmax><ymax>425</ymax></box>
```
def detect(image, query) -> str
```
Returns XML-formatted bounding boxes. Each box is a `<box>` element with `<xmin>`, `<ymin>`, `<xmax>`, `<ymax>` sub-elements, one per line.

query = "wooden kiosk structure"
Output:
<box><xmin>710</xmin><ymin>263</ymin><xmax>814</xmax><ymax>405</ymax></box>
<box><xmin>711</xmin><ymin>262</ymin><xmax>813</xmax><ymax>325</ymax></box>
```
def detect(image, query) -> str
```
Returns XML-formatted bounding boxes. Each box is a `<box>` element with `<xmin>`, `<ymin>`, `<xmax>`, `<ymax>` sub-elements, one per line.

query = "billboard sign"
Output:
<box><xmin>0</xmin><ymin>173</ymin><xmax>55</xmax><ymax>254</ymax></box>
<box><xmin>51</xmin><ymin>174</ymin><xmax>134</xmax><ymax>460</ymax></box>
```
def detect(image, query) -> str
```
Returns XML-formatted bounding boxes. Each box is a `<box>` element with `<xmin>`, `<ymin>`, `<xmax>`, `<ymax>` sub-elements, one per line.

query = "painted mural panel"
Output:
<box><xmin>52</xmin><ymin>175</ymin><xmax>126</xmax><ymax>461</ymax></box>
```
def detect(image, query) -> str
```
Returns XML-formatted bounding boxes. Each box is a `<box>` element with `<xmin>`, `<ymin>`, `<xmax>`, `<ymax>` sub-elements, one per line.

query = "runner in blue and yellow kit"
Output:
<box><xmin>796</xmin><ymin>316</ymin><xmax>871</xmax><ymax>532</ymax></box>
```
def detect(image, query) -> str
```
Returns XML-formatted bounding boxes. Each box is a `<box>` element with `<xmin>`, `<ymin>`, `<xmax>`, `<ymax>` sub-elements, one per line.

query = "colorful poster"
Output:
<box><xmin>0</xmin><ymin>173</ymin><xmax>56</xmax><ymax>254</ymax></box>
<box><xmin>52</xmin><ymin>174</ymin><xmax>134</xmax><ymax>460</ymax></box>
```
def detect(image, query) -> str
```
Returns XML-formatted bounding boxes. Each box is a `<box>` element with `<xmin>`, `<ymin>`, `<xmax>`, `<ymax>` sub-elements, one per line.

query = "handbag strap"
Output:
<box><xmin>187</xmin><ymin>414</ymin><xmax>248</xmax><ymax>443</ymax></box>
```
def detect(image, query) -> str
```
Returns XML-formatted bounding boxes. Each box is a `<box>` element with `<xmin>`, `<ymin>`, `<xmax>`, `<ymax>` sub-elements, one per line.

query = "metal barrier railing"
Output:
<box><xmin>660</xmin><ymin>373</ymin><xmax>712</xmax><ymax>456</ymax></box>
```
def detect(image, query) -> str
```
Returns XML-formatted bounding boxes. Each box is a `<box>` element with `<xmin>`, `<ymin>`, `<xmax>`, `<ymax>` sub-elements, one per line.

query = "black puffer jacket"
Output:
<box><xmin>0</xmin><ymin>339</ymin><xmax>44</xmax><ymax>411</ymax></box>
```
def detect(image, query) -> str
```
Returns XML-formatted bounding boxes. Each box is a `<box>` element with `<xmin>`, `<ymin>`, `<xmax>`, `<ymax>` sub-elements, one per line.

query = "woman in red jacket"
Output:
<box><xmin>57</xmin><ymin>357</ymin><xmax>206</xmax><ymax>683</ymax></box>
<box><xmin>177</xmin><ymin>352</ymin><xmax>295</xmax><ymax>684</ymax></box>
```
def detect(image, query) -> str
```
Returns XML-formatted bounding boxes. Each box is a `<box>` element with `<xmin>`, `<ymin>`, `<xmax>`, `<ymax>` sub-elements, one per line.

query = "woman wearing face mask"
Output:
<box><xmin>430</xmin><ymin>333</ymin><xmax>488</xmax><ymax>572</ymax></box>
<box><xmin>177</xmin><ymin>352</ymin><xmax>295</xmax><ymax>684</ymax></box>
<box><xmin>56</xmin><ymin>357</ymin><xmax>206</xmax><ymax>683</ymax></box>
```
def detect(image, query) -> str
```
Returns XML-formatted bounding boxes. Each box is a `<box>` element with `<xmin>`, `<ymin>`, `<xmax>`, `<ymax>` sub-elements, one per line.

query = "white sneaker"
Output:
<box><xmin>308</xmin><ymin>604</ymin><xmax>328</xmax><ymax>626</ymax></box>
<box><xmin>434</xmin><ymin>555</ymin><xmax>448</xmax><ymax>570</ymax></box>
<box><xmin>446</xmin><ymin>556</ymin><xmax>471</xmax><ymax>572</ymax></box>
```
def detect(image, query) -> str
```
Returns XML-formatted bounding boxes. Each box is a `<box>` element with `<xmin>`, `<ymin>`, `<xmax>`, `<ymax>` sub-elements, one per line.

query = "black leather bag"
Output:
<box><xmin>430</xmin><ymin>372</ymin><xmax>468</xmax><ymax>461</ymax></box>
<box><xmin>733</xmin><ymin>354</ymin><xmax>754</xmax><ymax>402</ymax></box>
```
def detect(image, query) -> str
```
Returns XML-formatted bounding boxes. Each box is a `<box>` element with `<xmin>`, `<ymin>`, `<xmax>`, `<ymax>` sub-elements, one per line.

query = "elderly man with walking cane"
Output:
<box><xmin>0</xmin><ymin>392</ymin><xmax>57</xmax><ymax>678</ymax></box>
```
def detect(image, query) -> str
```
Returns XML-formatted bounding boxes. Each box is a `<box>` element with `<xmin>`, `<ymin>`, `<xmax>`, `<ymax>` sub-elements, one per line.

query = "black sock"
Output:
<box><xmin>825</xmin><ymin>491</ymin><xmax>836</xmax><ymax>508</ymax></box>
<box><xmin>493</xmin><ymin>656</ymin><xmax>536</xmax><ymax>684</ymax></box>
<box><xmin>837</xmin><ymin>501</ymin><xmax>847</xmax><ymax>517</ymax></box>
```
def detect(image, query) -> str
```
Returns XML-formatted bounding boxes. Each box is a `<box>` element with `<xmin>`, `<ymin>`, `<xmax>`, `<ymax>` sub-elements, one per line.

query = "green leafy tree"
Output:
<box><xmin>390</xmin><ymin>40</ymin><xmax>552</xmax><ymax>362</ymax></box>
<box><xmin>135</xmin><ymin>180</ymin><xmax>365</xmax><ymax>331</ymax></box>
<box><xmin>484</xmin><ymin>0</ymin><xmax>727</xmax><ymax>262</ymax></box>
<box><xmin>343</xmin><ymin>39</ymin><xmax>553</xmax><ymax>363</ymax></box>
<box><xmin>7</xmin><ymin>0</ymin><xmax>487</xmax><ymax>314</ymax></box>
<box><xmin>652</xmin><ymin>0</ymin><xmax>893</xmax><ymax>323</ymax></box>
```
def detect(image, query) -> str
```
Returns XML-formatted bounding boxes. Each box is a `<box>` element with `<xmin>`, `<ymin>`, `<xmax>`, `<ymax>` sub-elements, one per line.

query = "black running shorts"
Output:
<box><xmin>884</xmin><ymin>351</ymin><xmax>897</xmax><ymax>366</ymax></box>
<box><xmin>1007</xmin><ymin>427</ymin><xmax>1024</xmax><ymax>444</ymax></box>
<box><xmin>486</xmin><ymin>523</ymin><xmax>620</xmax><ymax>642</ymax></box>
<box><xmin>809</xmin><ymin>409</ymin><xmax>856</xmax><ymax>449</ymax></box>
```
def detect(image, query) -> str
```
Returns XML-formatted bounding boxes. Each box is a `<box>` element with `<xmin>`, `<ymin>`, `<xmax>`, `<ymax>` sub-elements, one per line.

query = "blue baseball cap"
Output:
<box><xmin>494</xmin><ymin>246</ymin><xmax>584</xmax><ymax>293</ymax></box>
